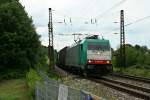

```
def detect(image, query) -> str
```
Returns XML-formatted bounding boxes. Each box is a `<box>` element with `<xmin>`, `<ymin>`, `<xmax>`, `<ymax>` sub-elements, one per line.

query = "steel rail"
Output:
<box><xmin>90</xmin><ymin>78</ymin><xmax>150</xmax><ymax>100</ymax></box>
<box><xmin>110</xmin><ymin>73</ymin><xmax>150</xmax><ymax>83</ymax></box>
<box><xmin>102</xmin><ymin>77</ymin><xmax>150</xmax><ymax>93</ymax></box>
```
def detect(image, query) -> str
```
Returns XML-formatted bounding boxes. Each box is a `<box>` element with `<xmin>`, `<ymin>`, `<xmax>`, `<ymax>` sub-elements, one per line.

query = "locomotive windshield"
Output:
<box><xmin>88</xmin><ymin>43</ymin><xmax>110</xmax><ymax>51</ymax></box>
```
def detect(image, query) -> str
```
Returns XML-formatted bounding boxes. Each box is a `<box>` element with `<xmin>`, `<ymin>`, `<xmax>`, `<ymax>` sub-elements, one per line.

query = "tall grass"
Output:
<box><xmin>113</xmin><ymin>65</ymin><xmax>150</xmax><ymax>78</ymax></box>
<box><xmin>26</xmin><ymin>68</ymin><xmax>42</xmax><ymax>98</ymax></box>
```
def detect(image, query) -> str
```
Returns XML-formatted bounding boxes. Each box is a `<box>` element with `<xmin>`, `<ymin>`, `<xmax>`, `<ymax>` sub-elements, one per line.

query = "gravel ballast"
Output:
<box><xmin>55</xmin><ymin>66</ymin><xmax>144</xmax><ymax>100</ymax></box>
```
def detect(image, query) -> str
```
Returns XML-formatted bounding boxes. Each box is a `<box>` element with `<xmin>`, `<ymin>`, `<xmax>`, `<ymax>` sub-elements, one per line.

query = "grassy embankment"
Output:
<box><xmin>0</xmin><ymin>67</ymin><xmax>60</xmax><ymax>100</ymax></box>
<box><xmin>0</xmin><ymin>79</ymin><xmax>31</xmax><ymax>100</ymax></box>
<box><xmin>26</xmin><ymin>68</ymin><xmax>60</xmax><ymax>98</ymax></box>
<box><xmin>0</xmin><ymin>68</ymin><xmax>42</xmax><ymax>100</ymax></box>
<box><xmin>113</xmin><ymin>65</ymin><xmax>150</xmax><ymax>78</ymax></box>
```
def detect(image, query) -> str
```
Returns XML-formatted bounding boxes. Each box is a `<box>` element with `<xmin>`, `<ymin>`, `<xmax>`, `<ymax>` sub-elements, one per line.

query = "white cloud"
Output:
<box><xmin>20</xmin><ymin>0</ymin><xmax>150</xmax><ymax>50</ymax></box>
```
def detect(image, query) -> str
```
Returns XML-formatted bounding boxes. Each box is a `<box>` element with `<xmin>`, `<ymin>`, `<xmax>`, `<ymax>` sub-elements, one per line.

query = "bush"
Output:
<box><xmin>0</xmin><ymin>68</ymin><xmax>27</xmax><ymax>80</ymax></box>
<box><xmin>26</xmin><ymin>68</ymin><xmax>41</xmax><ymax>98</ymax></box>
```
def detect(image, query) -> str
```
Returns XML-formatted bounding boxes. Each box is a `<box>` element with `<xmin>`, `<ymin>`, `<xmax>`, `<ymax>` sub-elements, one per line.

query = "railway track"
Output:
<box><xmin>110</xmin><ymin>73</ymin><xmax>150</xmax><ymax>83</ymax></box>
<box><xmin>91</xmin><ymin>77</ymin><xmax>150</xmax><ymax>100</ymax></box>
<box><xmin>56</xmin><ymin>66</ymin><xmax>150</xmax><ymax>99</ymax></box>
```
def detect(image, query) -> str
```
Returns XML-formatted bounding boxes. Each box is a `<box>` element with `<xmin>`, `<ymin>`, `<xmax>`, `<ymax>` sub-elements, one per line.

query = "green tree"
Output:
<box><xmin>0</xmin><ymin>0</ymin><xmax>14</xmax><ymax>5</ymax></box>
<box><xmin>136</xmin><ymin>51</ymin><xmax>145</xmax><ymax>65</ymax></box>
<box><xmin>144</xmin><ymin>52</ymin><xmax>150</xmax><ymax>66</ymax></box>
<box><xmin>113</xmin><ymin>44</ymin><xmax>150</xmax><ymax>69</ymax></box>
<box><xmin>112</xmin><ymin>49</ymin><xmax>121</xmax><ymax>67</ymax></box>
<box><xmin>0</xmin><ymin>1</ymin><xmax>41</xmax><ymax>71</ymax></box>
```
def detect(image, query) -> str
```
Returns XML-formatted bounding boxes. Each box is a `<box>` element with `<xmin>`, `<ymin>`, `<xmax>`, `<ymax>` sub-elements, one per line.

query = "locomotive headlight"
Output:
<box><xmin>88</xmin><ymin>60</ymin><xmax>92</xmax><ymax>63</ymax></box>
<box><xmin>106</xmin><ymin>61</ymin><xmax>110</xmax><ymax>64</ymax></box>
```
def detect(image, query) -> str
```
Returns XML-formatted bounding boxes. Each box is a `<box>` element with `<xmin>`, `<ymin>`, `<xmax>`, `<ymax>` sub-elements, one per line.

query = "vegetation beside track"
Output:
<box><xmin>0</xmin><ymin>1</ymin><xmax>50</xmax><ymax>99</ymax></box>
<box><xmin>113</xmin><ymin>65</ymin><xmax>150</xmax><ymax>78</ymax></box>
<box><xmin>48</xmin><ymin>69</ymin><xmax>60</xmax><ymax>80</ymax></box>
<box><xmin>26</xmin><ymin>69</ymin><xmax>42</xmax><ymax>98</ymax></box>
<box><xmin>0</xmin><ymin>79</ymin><xmax>31</xmax><ymax>100</ymax></box>
<box><xmin>26</xmin><ymin>67</ymin><xmax>60</xmax><ymax>98</ymax></box>
<box><xmin>113</xmin><ymin>44</ymin><xmax>150</xmax><ymax>68</ymax></box>
<box><xmin>112</xmin><ymin>44</ymin><xmax>150</xmax><ymax>78</ymax></box>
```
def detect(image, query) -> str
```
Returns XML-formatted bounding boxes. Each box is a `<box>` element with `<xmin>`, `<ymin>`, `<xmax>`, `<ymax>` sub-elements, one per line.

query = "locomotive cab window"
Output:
<box><xmin>88</xmin><ymin>43</ymin><xmax>110</xmax><ymax>51</ymax></box>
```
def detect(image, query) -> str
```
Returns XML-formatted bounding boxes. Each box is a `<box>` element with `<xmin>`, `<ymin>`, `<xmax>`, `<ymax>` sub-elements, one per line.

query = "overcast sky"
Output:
<box><xmin>19</xmin><ymin>0</ymin><xmax>150</xmax><ymax>50</ymax></box>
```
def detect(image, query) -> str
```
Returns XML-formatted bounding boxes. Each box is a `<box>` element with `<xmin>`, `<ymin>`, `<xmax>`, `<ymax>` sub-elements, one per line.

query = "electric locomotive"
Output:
<box><xmin>57</xmin><ymin>35</ymin><xmax>112</xmax><ymax>76</ymax></box>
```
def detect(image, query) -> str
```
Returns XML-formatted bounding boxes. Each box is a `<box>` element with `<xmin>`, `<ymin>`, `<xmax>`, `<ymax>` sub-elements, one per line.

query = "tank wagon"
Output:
<box><xmin>57</xmin><ymin>35</ymin><xmax>112</xmax><ymax>76</ymax></box>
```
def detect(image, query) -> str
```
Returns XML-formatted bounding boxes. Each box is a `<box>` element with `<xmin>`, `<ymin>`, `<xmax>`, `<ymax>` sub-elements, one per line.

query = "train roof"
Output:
<box><xmin>59</xmin><ymin>46</ymin><xmax>68</xmax><ymax>52</ymax></box>
<box><xmin>64</xmin><ymin>35</ymin><xmax>110</xmax><ymax>49</ymax></box>
<box><xmin>68</xmin><ymin>38</ymin><xmax>109</xmax><ymax>48</ymax></box>
<box><xmin>80</xmin><ymin>38</ymin><xmax>110</xmax><ymax>44</ymax></box>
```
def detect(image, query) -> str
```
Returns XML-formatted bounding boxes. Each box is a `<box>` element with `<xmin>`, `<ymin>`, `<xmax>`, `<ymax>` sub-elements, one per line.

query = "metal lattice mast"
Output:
<box><xmin>48</xmin><ymin>8</ymin><xmax>54</xmax><ymax>69</ymax></box>
<box><xmin>120</xmin><ymin>10</ymin><xmax>126</xmax><ymax>68</ymax></box>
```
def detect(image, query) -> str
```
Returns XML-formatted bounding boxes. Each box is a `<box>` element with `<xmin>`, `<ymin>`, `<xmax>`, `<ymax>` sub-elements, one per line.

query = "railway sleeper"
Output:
<box><xmin>98</xmin><ymin>79</ymin><xmax>150</xmax><ymax>100</ymax></box>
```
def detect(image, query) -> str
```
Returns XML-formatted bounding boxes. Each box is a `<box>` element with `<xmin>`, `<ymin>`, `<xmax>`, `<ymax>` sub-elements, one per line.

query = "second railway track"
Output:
<box><xmin>110</xmin><ymin>73</ymin><xmax>150</xmax><ymax>83</ymax></box>
<box><xmin>90</xmin><ymin>77</ymin><xmax>150</xmax><ymax>100</ymax></box>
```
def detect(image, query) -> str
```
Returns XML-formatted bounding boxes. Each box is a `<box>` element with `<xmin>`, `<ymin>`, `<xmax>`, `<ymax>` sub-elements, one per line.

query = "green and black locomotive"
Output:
<box><xmin>57</xmin><ymin>35</ymin><xmax>112</xmax><ymax>76</ymax></box>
